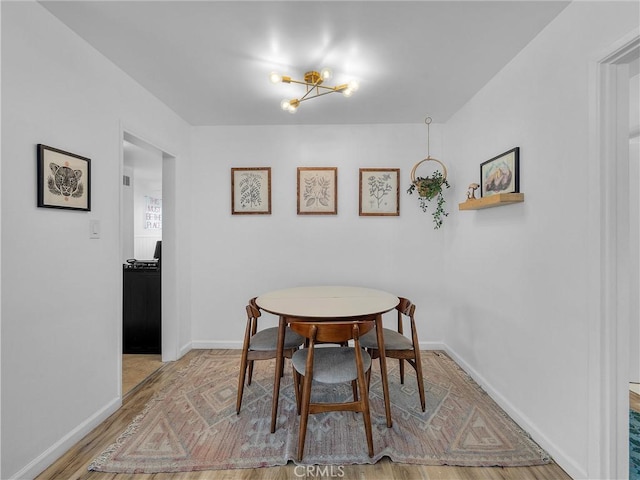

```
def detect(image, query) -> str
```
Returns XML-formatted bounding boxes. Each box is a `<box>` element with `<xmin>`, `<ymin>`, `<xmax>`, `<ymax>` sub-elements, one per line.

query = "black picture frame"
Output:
<box><xmin>37</xmin><ymin>144</ymin><xmax>91</xmax><ymax>211</ymax></box>
<box><xmin>480</xmin><ymin>147</ymin><xmax>519</xmax><ymax>197</ymax></box>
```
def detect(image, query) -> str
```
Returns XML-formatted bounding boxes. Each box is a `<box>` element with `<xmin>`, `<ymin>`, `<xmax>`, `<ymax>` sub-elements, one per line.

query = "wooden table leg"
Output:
<box><xmin>375</xmin><ymin>313</ymin><xmax>393</xmax><ymax>427</ymax></box>
<box><xmin>270</xmin><ymin>316</ymin><xmax>286</xmax><ymax>433</ymax></box>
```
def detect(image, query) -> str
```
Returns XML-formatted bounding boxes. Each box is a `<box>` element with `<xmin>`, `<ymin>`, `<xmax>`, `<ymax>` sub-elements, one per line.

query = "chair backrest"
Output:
<box><xmin>249</xmin><ymin>297</ymin><xmax>260</xmax><ymax>311</ymax></box>
<box><xmin>290</xmin><ymin>319</ymin><xmax>375</xmax><ymax>345</ymax></box>
<box><xmin>397</xmin><ymin>297</ymin><xmax>415</xmax><ymax>317</ymax></box>
<box><xmin>246</xmin><ymin>297</ymin><xmax>262</xmax><ymax>335</ymax></box>
<box><xmin>246</xmin><ymin>302</ymin><xmax>261</xmax><ymax>320</ymax></box>
<box><xmin>396</xmin><ymin>297</ymin><xmax>415</xmax><ymax>333</ymax></box>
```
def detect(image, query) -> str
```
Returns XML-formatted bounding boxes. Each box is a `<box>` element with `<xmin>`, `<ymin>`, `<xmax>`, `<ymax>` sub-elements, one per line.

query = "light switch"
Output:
<box><xmin>89</xmin><ymin>219</ymin><xmax>100</xmax><ymax>239</ymax></box>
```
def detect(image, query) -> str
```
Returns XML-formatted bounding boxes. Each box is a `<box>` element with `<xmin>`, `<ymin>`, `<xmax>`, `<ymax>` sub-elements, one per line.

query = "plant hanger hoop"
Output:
<box><xmin>410</xmin><ymin>157</ymin><xmax>448</xmax><ymax>184</ymax></box>
<box><xmin>410</xmin><ymin>117</ymin><xmax>448</xmax><ymax>185</ymax></box>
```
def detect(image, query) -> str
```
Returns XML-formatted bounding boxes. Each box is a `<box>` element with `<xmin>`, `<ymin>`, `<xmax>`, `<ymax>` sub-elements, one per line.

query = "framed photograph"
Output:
<box><xmin>359</xmin><ymin>168</ymin><xmax>400</xmax><ymax>216</ymax></box>
<box><xmin>37</xmin><ymin>144</ymin><xmax>91</xmax><ymax>211</ymax></box>
<box><xmin>480</xmin><ymin>147</ymin><xmax>520</xmax><ymax>197</ymax></box>
<box><xmin>231</xmin><ymin>167</ymin><xmax>271</xmax><ymax>214</ymax></box>
<box><xmin>297</xmin><ymin>167</ymin><xmax>337</xmax><ymax>215</ymax></box>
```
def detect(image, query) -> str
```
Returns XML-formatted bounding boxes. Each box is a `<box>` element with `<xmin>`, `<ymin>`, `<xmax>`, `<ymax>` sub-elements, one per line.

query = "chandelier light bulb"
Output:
<box><xmin>320</xmin><ymin>67</ymin><xmax>333</xmax><ymax>80</ymax></box>
<box><xmin>280</xmin><ymin>99</ymin><xmax>291</xmax><ymax>110</ymax></box>
<box><xmin>342</xmin><ymin>88</ymin><xmax>353</xmax><ymax>97</ymax></box>
<box><xmin>348</xmin><ymin>80</ymin><xmax>360</xmax><ymax>92</ymax></box>
<box><xmin>269</xmin><ymin>72</ymin><xmax>282</xmax><ymax>84</ymax></box>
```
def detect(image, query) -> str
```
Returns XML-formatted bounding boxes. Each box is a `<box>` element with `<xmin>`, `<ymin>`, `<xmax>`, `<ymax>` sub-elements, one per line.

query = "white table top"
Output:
<box><xmin>256</xmin><ymin>285</ymin><xmax>399</xmax><ymax>318</ymax></box>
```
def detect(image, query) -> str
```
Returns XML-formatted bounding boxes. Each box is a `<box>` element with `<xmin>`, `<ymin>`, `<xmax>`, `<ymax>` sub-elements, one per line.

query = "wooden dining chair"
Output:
<box><xmin>236</xmin><ymin>298</ymin><xmax>305</xmax><ymax>414</ymax></box>
<box><xmin>360</xmin><ymin>297</ymin><xmax>426</xmax><ymax>412</ymax></box>
<box><xmin>290</xmin><ymin>319</ymin><xmax>375</xmax><ymax>462</ymax></box>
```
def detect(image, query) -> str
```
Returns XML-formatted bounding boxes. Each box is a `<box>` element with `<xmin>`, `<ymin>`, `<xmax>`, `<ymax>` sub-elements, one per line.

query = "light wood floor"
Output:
<box><xmin>36</xmin><ymin>350</ymin><xmax>573</xmax><ymax>480</ymax></box>
<box><xmin>122</xmin><ymin>354</ymin><xmax>163</xmax><ymax>396</ymax></box>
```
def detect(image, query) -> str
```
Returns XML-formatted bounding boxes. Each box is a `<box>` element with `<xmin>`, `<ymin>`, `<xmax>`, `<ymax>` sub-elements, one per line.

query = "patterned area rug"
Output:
<box><xmin>89</xmin><ymin>350</ymin><xmax>549</xmax><ymax>473</ymax></box>
<box><xmin>631</xmin><ymin>410</ymin><xmax>640</xmax><ymax>480</ymax></box>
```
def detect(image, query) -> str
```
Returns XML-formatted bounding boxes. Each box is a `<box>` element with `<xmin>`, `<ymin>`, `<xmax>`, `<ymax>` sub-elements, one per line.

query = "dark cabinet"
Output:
<box><xmin>123</xmin><ymin>267</ymin><xmax>161</xmax><ymax>354</ymax></box>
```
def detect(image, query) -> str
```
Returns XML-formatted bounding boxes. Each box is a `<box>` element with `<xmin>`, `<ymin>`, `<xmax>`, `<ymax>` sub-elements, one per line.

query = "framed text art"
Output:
<box><xmin>297</xmin><ymin>167</ymin><xmax>338</xmax><ymax>215</ymax></box>
<box><xmin>231</xmin><ymin>167</ymin><xmax>272</xmax><ymax>214</ymax></box>
<box><xmin>359</xmin><ymin>168</ymin><xmax>400</xmax><ymax>216</ymax></box>
<box><xmin>480</xmin><ymin>147</ymin><xmax>520</xmax><ymax>197</ymax></box>
<box><xmin>37</xmin><ymin>144</ymin><xmax>91</xmax><ymax>211</ymax></box>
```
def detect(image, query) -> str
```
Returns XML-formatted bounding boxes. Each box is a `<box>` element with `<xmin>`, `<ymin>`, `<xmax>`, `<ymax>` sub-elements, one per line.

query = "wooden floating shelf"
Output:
<box><xmin>458</xmin><ymin>193</ymin><xmax>525</xmax><ymax>210</ymax></box>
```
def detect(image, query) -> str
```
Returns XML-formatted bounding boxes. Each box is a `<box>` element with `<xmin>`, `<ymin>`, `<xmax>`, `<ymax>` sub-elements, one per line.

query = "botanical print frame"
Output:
<box><xmin>359</xmin><ymin>168</ymin><xmax>400</xmax><ymax>216</ymax></box>
<box><xmin>297</xmin><ymin>167</ymin><xmax>337</xmax><ymax>215</ymax></box>
<box><xmin>480</xmin><ymin>147</ymin><xmax>520</xmax><ymax>197</ymax></box>
<box><xmin>37</xmin><ymin>144</ymin><xmax>91</xmax><ymax>211</ymax></box>
<box><xmin>231</xmin><ymin>167</ymin><xmax>271</xmax><ymax>214</ymax></box>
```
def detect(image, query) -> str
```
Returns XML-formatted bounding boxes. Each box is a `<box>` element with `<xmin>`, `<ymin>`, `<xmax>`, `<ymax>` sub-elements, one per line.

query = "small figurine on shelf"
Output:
<box><xmin>466</xmin><ymin>183</ymin><xmax>480</xmax><ymax>200</ymax></box>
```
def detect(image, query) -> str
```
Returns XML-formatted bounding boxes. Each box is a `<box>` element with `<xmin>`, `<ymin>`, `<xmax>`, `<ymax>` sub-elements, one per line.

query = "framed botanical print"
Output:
<box><xmin>297</xmin><ymin>167</ymin><xmax>337</xmax><ymax>215</ymax></box>
<box><xmin>480</xmin><ymin>147</ymin><xmax>520</xmax><ymax>197</ymax></box>
<box><xmin>231</xmin><ymin>167</ymin><xmax>271</xmax><ymax>214</ymax></box>
<box><xmin>359</xmin><ymin>168</ymin><xmax>400</xmax><ymax>216</ymax></box>
<box><xmin>37</xmin><ymin>144</ymin><xmax>91</xmax><ymax>211</ymax></box>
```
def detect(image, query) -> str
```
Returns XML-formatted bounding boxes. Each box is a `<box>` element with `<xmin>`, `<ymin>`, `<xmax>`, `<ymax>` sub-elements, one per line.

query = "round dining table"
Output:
<box><xmin>256</xmin><ymin>285</ymin><xmax>399</xmax><ymax>432</ymax></box>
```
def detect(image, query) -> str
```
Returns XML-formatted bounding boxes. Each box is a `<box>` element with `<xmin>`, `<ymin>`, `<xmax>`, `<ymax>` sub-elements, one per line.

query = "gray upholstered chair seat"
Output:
<box><xmin>359</xmin><ymin>328</ymin><xmax>414</xmax><ymax>350</ymax></box>
<box><xmin>292</xmin><ymin>347</ymin><xmax>372</xmax><ymax>383</ymax></box>
<box><xmin>250</xmin><ymin>326</ymin><xmax>305</xmax><ymax>351</ymax></box>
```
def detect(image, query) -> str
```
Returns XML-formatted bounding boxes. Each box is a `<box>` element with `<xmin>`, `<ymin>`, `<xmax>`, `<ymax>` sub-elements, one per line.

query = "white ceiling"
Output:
<box><xmin>40</xmin><ymin>1</ymin><xmax>570</xmax><ymax>126</ymax></box>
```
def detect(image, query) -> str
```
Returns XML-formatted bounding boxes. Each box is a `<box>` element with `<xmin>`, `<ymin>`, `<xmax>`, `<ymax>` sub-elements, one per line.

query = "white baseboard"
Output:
<box><xmin>179</xmin><ymin>341</ymin><xmax>193</xmax><ymax>358</ymax></box>
<box><xmin>418</xmin><ymin>341</ymin><xmax>446</xmax><ymax>351</ymax></box>
<box><xmin>191</xmin><ymin>340</ymin><xmax>243</xmax><ymax>350</ymax></box>
<box><xmin>440</xmin><ymin>345</ymin><xmax>586</xmax><ymax>480</ymax></box>
<box><xmin>10</xmin><ymin>397</ymin><xmax>121</xmax><ymax>480</ymax></box>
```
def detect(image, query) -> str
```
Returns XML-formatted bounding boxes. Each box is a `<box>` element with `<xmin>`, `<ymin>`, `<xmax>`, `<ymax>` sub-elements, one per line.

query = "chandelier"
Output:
<box><xmin>269</xmin><ymin>68</ymin><xmax>359</xmax><ymax>113</ymax></box>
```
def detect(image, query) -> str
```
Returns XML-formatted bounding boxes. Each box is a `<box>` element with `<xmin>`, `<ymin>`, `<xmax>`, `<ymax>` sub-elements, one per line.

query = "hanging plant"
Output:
<box><xmin>408</xmin><ymin>167</ymin><xmax>450</xmax><ymax>229</ymax></box>
<box><xmin>407</xmin><ymin>117</ymin><xmax>451</xmax><ymax>229</ymax></box>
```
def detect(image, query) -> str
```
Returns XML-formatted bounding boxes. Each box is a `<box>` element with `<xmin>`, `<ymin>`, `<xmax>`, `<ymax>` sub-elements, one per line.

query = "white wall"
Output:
<box><xmin>133</xmin><ymin>181</ymin><xmax>162</xmax><ymax>260</ymax></box>
<box><xmin>123</xmin><ymin>142</ymin><xmax>163</xmax><ymax>260</ymax></box>
<box><xmin>189</xmin><ymin>124</ymin><xmax>451</xmax><ymax>347</ymax></box>
<box><xmin>123</xmin><ymin>142</ymin><xmax>163</xmax><ymax>261</ymax></box>
<box><xmin>0</xmin><ymin>2</ymin><xmax>191</xmax><ymax>478</ymax></box>
<box><xmin>442</xmin><ymin>2</ymin><xmax>639</xmax><ymax>479</ymax></box>
<box><xmin>122</xmin><ymin>165</ymin><xmax>135</xmax><ymax>261</ymax></box>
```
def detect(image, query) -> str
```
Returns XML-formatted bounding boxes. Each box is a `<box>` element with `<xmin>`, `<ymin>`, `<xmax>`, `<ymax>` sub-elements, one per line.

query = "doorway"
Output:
<box><xmin>120</xmin><ymin>130</ymin><xmax>178</xmax><ymax>394</ymax></box>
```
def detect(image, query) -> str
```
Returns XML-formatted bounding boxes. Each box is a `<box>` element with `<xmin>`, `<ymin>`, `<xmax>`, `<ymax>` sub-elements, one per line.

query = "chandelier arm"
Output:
<box><xmin>286</xmin><ymin>78</ymin><xmax>314</xmax><ymax>86</ymax></box>
<box><xmin>284</xmin><ymin>79</ymin><xmax>347</xmax><ymax>92</ymax></box>
<box><xmin>297</xmin><ymin>89</ymin><xmax>342</xmax><ymax>103</ymax></box>
<box><xmin>283</xmin><ymin>78</ymin><xmax>334</xmax><ymax>88</ymax></box>
<box><xmin>299</xmin><ymin>78</ymin><xmax>325</xmax><ymax>101</ymax></box>
<box><xmin>313</xmin><ymin>84</ymin><xmax>341</xmax><ymax>91</ymax></box>
<box><xmin>286</xmin><ymin>78</ymin><xmax>333</xmax><ymax>89</ymax></box>
<box><xmin>298</xmin><ymin>86</ymin><xmax>316</xmax><ymax>102</ymax></box>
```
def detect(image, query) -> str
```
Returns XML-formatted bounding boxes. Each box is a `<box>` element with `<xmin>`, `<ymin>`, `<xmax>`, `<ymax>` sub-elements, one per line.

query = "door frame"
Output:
<box><xmin>119</xmin><ymin>126</ymin><xmax>179</xmax><ymax>368</ymax></box>
<box><xmin>588</xmin><ymin>31</ymin><xmax>639</xmax><ymax>480</ymax></box>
